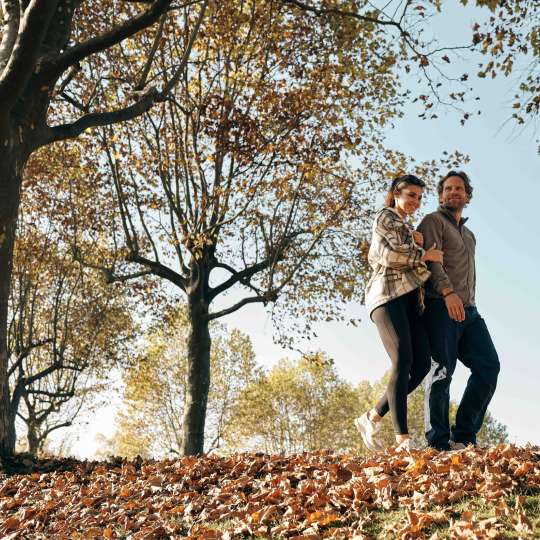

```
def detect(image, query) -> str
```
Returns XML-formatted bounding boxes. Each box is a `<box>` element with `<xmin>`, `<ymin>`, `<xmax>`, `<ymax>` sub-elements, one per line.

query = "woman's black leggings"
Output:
<box><xmin>371</xmin><ymin>290</ymin><xmax>431</xmax><ymax>435</ymax></box>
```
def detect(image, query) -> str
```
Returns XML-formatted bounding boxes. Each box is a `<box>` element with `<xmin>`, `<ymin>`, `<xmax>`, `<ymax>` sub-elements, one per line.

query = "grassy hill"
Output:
<box><xmin>0</xmin><ymin>444</ymin><xmax>539</xmax><ymax>539</ymax></box>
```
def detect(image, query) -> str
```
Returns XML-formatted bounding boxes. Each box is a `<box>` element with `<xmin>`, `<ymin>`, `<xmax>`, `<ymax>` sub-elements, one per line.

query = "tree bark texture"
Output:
<box><xmin>27</xmin><ymin>421</ymin><xmax>40</xmax><ymax>457</ymax></box>
<box><xmin>181</xmin><ymin>290</ymin><xmax>211</xmax><ymax>456</ymax></box>
<box><xmin>0</xmin><ymin>149</ymin><xmax>24</xmax><ymax>456</ymax></box>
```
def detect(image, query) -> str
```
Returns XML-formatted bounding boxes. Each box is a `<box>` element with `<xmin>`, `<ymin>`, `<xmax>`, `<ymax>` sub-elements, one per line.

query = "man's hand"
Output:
<box><xmin>444</xmin><ymin>291</ymin><xmax>465</xmax><ymax>322</ymax></box>
<box><xmin>412</xmin><ymin>231</ymin><xmax>424</xmax><ymax>246</ymax></box>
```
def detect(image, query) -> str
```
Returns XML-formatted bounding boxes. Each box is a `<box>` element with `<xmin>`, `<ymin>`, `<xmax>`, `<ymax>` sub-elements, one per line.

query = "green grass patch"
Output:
<box><xmin>198</xmin><ymin>490</ymin><xmax>540</xmax><ymax>539</ymax></box>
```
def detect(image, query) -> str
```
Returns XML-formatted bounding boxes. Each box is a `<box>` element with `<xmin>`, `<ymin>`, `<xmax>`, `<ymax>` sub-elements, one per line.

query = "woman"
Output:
<box><xmin>356</xmin><ymin>175</ymin><xmax>444</xmax><ymax>452</ymax></box>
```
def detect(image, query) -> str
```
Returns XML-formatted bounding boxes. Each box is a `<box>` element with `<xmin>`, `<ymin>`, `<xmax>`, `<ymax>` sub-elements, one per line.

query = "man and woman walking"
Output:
<box><xmin>357</xmin><ymin>171</ymin><xmax>500</xmax><ymax>452</ymax></box>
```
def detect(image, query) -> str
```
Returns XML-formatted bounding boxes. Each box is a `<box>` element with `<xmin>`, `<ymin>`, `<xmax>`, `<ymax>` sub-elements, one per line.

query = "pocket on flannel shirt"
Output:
<box><xmin>394</xmin><ymin>221</ymin><xmax>412</xmax><ymax>245</ymax></box>
<box><xmin>383</xmin><ymin>270</ymin><xmax>401</xmax><ymax>296</ymax></box>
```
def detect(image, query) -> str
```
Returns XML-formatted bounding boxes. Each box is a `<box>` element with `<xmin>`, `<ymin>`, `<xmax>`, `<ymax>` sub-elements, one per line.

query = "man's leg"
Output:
<box><xmin>423</xmin><ymin>299</ymin><xmax>460</xmax><ymax>450</ymax></box>
<box><xmin>452</xmin><ymin>309</ymin><xmax>500</xmax><ymax>445</ymax></box>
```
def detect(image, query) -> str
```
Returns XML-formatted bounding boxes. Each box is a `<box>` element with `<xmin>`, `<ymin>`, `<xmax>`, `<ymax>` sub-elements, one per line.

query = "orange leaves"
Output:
<box><xmin>189</xmin><ymin>524</ymin><xmax>223</xmax><ymax>539</ymax></box>
<box><xmin>403</xmin><ymin>508</ymin><xmax>450</xmax><ymax>534</ymax></box>
<box><xmin>514</xmin><ymin>461</ymin><xmax>534</xmax><ymax>477</ymax></box>
<box><xmin>307</xmin><ymin>509</ymin><xmax>341</xmax><ymax>526</ymax></box>
<box><xmin>450</xmin><ymin>511</ymin><xmax>503</xmax><ymax>539</ymax></box>
<box><xmin>168</xmin><ymin>504</ymin><xmax>185</xmax><ymax>514</ymax></box>
<box><xmin>119</xmin><ymin>485</ymin><xmax>132</xmax><ymax>498</ymax></box>
<box><xmin>146</xmin><ymin>475</ymin><xmax>163</xmax><ymax>488</ymax></box>
<box><xmin>384</xmin><ymin>510</ymin><xmax>436</xmax><ymax>537</ymax></box>
<box><xmin>1</xmin><ymin>517</ymin><xmax>20</xmax><ymax>532</ymax></box>
<box><xmin>0</xmin><ymin>446</ymin><xmax>539</xmax><ymax>538</ymax></box>
<box><xmin>406</xmin><ymin>457</ymin><xmax>427</xmax><ymax>476</ymax></box>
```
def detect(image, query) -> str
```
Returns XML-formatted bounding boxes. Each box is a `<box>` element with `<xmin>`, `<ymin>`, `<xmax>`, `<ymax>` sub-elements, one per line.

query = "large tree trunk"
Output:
<box><xmin>181</xmin><ymin>294</ymin><xmax>211</xmax><ymax>455</ymax></box>
<box><xmin>27</xmin><ymin>421</ymin><xmax>40</xmax><ymax>457</ymax></box>
<box><xmin>0</xmin><ymin>147</ymin><xmax>24</xmax><ymax>457</ymax></box>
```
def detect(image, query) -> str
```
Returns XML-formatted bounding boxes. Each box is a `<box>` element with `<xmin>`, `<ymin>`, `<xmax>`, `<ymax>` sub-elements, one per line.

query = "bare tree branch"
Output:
<box><xmin>42</xmin><ymin>88</ymin><xmax>161</xmax><ymax>145</ymax></box>
<box><xmin>41</xmin><ymin>0</ymin><xmax>208</xmax><ymax>146</ymax></box>
<box><xmin>72</xmin><ymin>246</ymin><xmax>160</xmax><ymax>285</ymax></box>
<box><xmin>159</xmin><ymin>0</ymin><xmax>208</xmax><ymax>96</ymax></box>
<box><xmin>24</xmin><ymin>361</ymin><xmax>62</xmax><ymax>387</ymax></box>
<box><xmin>41</xmin><ymin>419</ymin><xmax>72</xmax><ymax>438</ymax></box>
<box><xmin>105</xmin><ymin>269</ymin><xmax>154</xmax><ymax>284</ymax></box>
<box><xmin>27</xmin><ymin>389</ymin><xmax>74</xmax><ymax>398</ymax></box>
<box><xmin>208</xmin><ymin>260</ymin><xmax>269</xmax><ymax>301</ymax></box>
<box><xmin>52</xmin><ymin>63</ymin><xmax>81</xmax><ymax>99</ymax></box>
<box><xmin>134</xmin><ymin>11</ymin><xmax>168</xmax><ymax>91</ymax></box>
<box><xmin>280</xmin><ymin>0</ymin><xmax>402</xmax><ymax>28</ymax></box>
<box><xmin>8</xmin><ymin>338</ymin><xmax>53</xmax><ymax>378</ymax></box>
<box><xmin>127</xmin><ymin>252</ymin><xmax>187</xmax><ymax>290</ymax></box>
<box><xmin>207</xmin><ymin>294</ymin><xmax>270</xmax><ymax>322</ymax></box>
<box><xmin>40</xmin><ymin>0</ymin><xmax>173</xmax><ymax>80</ymax></box>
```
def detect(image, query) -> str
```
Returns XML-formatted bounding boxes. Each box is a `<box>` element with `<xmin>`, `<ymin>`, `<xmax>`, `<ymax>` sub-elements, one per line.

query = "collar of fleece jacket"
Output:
<box><xmin>437</xmin><ymin>205</ymin><xmax>469</xmax><ymax>228</ymax></box>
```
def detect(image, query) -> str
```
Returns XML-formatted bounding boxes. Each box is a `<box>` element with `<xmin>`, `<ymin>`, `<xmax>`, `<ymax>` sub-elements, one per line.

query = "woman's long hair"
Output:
<box><xmin>384</xmin><ymin>174</ymin><xmax>426</xmax><ymax>207</ymax></box>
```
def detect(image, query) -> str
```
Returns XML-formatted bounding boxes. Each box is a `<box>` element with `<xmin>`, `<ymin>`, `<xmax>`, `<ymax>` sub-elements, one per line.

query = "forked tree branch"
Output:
<box><xmin>280</xmin><ymin>0</ymin><xmax>402</xmax><ymax>28</ymax></box>
<box><xmin>41</xmin><ymin>0</ymin><xmax>173</xmax><ymax>79</ymax></box>
<box><xmin>208</xmin><ymin>259</ymin><xmax>269</xmax><ymax>301</ymax></box>
<box><xmin>0</xmin><ymin>0</ymin><xmax>58</xmax><ymax>110</ymax></box>
<box><xmin>43</xmin><ymin>88</ymin><xmax>161</xmax><ymax>144</ymax></box>
<box><xmin>41</xmin><ymin>0</ymin><xmax>208</xmax><ymax>146</ymax></box>
<box><xmin>207</xmin><ymin>293</ymin><xmax>272</xmax><ymax>321</ymax></box>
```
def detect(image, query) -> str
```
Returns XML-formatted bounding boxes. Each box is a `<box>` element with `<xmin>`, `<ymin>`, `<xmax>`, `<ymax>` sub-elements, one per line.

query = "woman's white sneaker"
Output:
<box><xmin>354</xmin><ymin>412</ymin><xmax>382</xmax><ymax>451</ymax></box>
<box><xmin>396</xmin><ymin>438</ymin><xmax>425</xmax><ymax>453</ymax></box>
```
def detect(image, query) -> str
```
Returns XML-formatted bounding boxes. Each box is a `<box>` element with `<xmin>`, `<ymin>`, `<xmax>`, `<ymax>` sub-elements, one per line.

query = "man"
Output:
<box><xmin>418</xmin><ymin>171</ymin><xmax>500</xmax><ymax>451</ymax></box>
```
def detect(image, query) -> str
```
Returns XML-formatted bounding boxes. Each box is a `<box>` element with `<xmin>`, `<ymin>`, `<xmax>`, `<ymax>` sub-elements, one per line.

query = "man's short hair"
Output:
<box><xmin>438</xmin><ymin>170</ymin><xmax>473</xmax><ymax>200</ymax></box>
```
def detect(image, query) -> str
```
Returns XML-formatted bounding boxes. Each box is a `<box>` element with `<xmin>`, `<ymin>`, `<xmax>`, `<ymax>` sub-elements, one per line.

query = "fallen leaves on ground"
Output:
<box><xmin>0</xmin><ymin>444</ymin><xmax>539</xmax><ymax>538</ymax></box>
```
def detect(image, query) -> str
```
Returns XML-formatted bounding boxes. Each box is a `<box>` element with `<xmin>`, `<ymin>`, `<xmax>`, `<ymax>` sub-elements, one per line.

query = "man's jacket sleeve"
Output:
<box><xmin>417</xmin><ymin>214</ymin><xmax>453</xmax><ymax>294</ymax></box>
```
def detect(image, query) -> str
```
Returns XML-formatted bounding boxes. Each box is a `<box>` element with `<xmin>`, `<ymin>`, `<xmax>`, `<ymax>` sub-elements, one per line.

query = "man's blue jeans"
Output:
<box><xmin>423</xmin><ymin>299</ymin><xmax>500</xmax><ymax>449</ymax></box>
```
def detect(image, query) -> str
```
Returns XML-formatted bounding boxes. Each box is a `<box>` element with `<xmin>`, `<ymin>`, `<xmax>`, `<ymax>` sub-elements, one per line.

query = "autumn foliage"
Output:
<box><xmin>0</xmin><ymin>444</ymin><xmax>539</xmax><ymax>539</ymax></box>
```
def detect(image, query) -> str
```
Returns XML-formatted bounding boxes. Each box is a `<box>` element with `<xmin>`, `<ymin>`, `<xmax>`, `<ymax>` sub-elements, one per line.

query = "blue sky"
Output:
<box><xmin>75</xmin><ymin>2</ymin><xmax>538</xmax><ymax>456</ymax></box>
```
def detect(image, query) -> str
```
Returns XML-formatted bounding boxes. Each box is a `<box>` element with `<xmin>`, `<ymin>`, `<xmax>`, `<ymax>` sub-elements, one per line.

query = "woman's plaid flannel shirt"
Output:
<box><xmin>364</xmin><ymin>207</ymin><xmax>431</xmax><ymax>319</ymax></box>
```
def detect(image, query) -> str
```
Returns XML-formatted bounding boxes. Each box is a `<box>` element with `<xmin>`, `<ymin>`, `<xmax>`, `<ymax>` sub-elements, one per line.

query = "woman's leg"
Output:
<box><xmin>371</xmin><ymin>294</ymin><xmax>414</xmax><ymax>436</ymax></box>
<box><xmin>407</xmin><ymin>298</ymin><xmax>432</xmax><ymax>390</ymax></box>
<box><xmin>374</xmin><ymin>293</ymin><xmax>431</xmax><ymax>418</ymax></box>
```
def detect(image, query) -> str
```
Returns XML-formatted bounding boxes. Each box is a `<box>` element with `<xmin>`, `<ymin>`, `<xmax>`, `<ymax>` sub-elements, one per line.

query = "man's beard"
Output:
<box><xmin>442</xmin><ymin>199</ymin><xmax>467</xmax><ymax>211</ymax></box>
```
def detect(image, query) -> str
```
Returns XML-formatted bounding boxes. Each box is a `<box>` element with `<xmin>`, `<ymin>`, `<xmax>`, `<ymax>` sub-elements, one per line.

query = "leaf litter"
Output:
<box><xmin>0</xmin><ymin>444</ymin><xmax>539</xmax><ymax>539</ymax></box>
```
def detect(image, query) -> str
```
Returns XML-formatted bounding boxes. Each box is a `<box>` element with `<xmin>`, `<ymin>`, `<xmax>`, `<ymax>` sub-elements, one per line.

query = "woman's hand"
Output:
<box><xmin>422</xmin><ymin>243</ymin><xmax>444</xmax><ymax>264</ymax></box>
<box><xmin>412</xmin><ymin>231</ymin><xmax>424</xmax><ymax>246</ymax></box>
